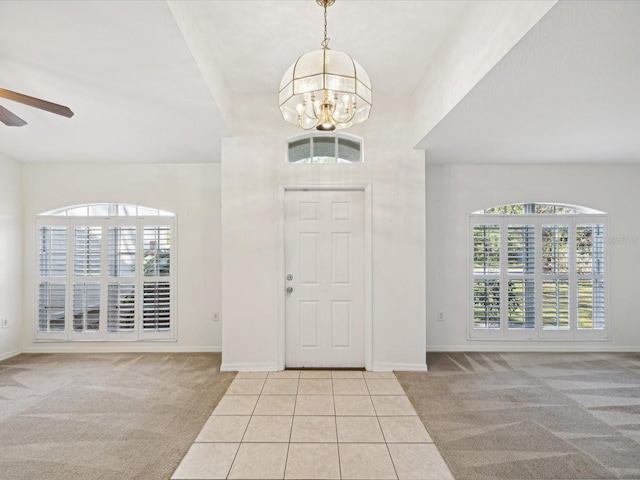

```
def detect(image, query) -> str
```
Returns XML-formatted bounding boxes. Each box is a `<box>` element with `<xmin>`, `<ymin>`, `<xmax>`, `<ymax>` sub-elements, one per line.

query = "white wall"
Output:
<box><xmin>0</xmin><ymin>155</ymin><xmax>22</xmax><ymax>361</ymax></box>
<box><xmin>221</xmin><ymin>95</ymin><xmax>427</xmax><ymax>371</ymax></box>
<box><xmin>21</xmin><ymin>163</ymin><xmax>222</xmax><ymax>352</ymax></box>
<box><xmin>426</xmin><ymin>163</ymin><xmax>640</xmax><ymax>351</ymax></box>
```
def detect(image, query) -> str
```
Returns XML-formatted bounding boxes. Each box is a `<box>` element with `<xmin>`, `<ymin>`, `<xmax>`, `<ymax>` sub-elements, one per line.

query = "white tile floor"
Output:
<box><xmin>172</xmin><ymin>370</ymin><xmax>454</xmax><ymax>480</ymax></box>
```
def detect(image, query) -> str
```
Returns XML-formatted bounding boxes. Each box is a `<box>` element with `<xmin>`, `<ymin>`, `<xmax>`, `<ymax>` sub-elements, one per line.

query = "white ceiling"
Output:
<box><xmin>188</xmin><ymin>0</ymin><xmax>469</xmax><ymax>95</ymax></box>
<box><xmin>0</xmin><ymin>0</ymin><xmax>468</xmax><ymax>164</ymax></box>
<box><xmin>421</xmin><ymin>0</ymin><xmax>640</xmax><ymax>163</ymax></box>
<box><xmin>0</xmin><ymin>1</ymin><xmax>227</xmax><ymax>164</ymax></box>
<box><xmin>1</xmin><ymin>1</ymin><xmax>639</xmax><ymax>165</ymax></box>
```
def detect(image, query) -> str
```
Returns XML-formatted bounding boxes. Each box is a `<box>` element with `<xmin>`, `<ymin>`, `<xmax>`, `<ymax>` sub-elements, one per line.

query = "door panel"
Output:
<box><xmin>299</xmin><ymin>301</ymin><xmax>319</xmax><ymax>348</ymax></box>
<box><xmin>299</xmin><ymin>233</ymin><xmax>319</xmax><ymax>284</ymax></box>
<box><xmin>331</xmin><ymin>301</ymin><xmax>351</xmax><ymax>347</ymax></box>
<box><xmin>332</xmin><ymin>232</ymin><xmax>351</xmax><ymax>284</ymax></box>
<box><xmin>285</xmin><ymin>189</ymin><xmax>365</xmax><ymax>368</ymax></box>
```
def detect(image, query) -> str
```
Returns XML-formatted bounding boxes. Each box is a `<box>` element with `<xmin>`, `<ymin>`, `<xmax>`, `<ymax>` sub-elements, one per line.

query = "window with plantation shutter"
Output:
<box><xmin>469</xmin><ymin>203</ymin><xmax>608</xmax><ymax>340</ymax></box>
<box><xmin>35</xmin><ymin>204</ymin><xmax>175</xmax><ymax>342</ymax></box>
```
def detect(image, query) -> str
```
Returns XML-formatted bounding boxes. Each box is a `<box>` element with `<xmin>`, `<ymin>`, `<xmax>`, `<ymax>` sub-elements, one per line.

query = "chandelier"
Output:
<box><xmin>279</xmin><ymin>0</ymin><xmax>372</xmax><ymax>131</ymax></box>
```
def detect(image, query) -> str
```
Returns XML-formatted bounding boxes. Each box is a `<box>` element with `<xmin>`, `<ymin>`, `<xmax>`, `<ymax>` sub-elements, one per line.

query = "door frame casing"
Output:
<box><xmin>277</xmin><ymin>184</ymin><xmax>373</xmax><ymax>371</ymax></box>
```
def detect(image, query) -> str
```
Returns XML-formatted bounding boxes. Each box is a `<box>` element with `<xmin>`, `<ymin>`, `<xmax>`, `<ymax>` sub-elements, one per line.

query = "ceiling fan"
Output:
<box><xmin>0</xmin><ymin>87</ymin><xmax>74</xmax><ymax>127</ymax></box>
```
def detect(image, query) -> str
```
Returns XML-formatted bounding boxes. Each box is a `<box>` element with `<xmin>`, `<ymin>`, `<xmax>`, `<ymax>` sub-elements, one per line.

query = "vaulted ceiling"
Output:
<box><xmin>420</xmin><ymin>0</ymin><xmax>640</xmax><ymax>163</ymax></box>
<box><xmin>1</xmin><ymin>1</ymin><xmax>638</xmax><ymax>164</ymax></box>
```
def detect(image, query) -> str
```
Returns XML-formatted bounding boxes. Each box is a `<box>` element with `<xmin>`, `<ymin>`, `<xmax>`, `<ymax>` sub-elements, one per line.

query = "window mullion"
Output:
<box><xmin>135</xmin><ymin>219</ymin><xmax>144</xmax><ymax>340</ymax></box>
<box><xmin>569</xmin><ymin>218</ymin><xmax>577</xmax><ymax>337</ymax></box>
<box><xmin>500</xmin><ymin>218</ymin><xmax>508</xmax><ymax>337</ymax></box>
<box><xmin>65</xmin><ymin>223</ymin><xmax>74</xmax><ymax>339</ymax></box>
<box><xmin>534</xmin><ymin>217</ymin><xmax>543</xmax><ymax>338</ymax></box>
<box><xmin>99</xmin><ymin>219</ymin><xmax>109</xmax><ymax>339</ymax></box>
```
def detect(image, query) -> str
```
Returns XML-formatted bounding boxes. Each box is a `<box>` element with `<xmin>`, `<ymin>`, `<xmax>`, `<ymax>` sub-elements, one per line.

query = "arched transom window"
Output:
<box><xmin>36</xmin><ymin>203</ymin><xmax>175</xmax><ymax>342</ymax></box>
<box><xmin>470</xmin><ymin>203</ymin><xmax>608</xmax><ymax>340</ymax></box>
<box><xmin>287</xmin><ymin>133</ymin><xmax>362</xmax><ymax>164</ymax></box>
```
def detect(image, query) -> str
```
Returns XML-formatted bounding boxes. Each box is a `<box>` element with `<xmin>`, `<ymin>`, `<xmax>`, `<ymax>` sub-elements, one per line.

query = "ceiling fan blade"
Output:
<box><xmin>0</xmin><ymin>104</ymin><xmax>27</xmax><ymax>127</ymax></box>
<box><xmin>0</xmin><ymin>87</ymin><xmax>74</xmax><ymax>118</ymax></box>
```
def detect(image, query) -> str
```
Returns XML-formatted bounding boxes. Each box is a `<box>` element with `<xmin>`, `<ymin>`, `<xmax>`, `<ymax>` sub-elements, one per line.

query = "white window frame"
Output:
<box><xmin>469</xmin><ymin>210</ymin><xmax>609</xmax><ymax>341</ymax></box>
<box><xmin>35</xmin><ymin>211</ymin><xmax>176</xmax><ymax>342</ymax></box>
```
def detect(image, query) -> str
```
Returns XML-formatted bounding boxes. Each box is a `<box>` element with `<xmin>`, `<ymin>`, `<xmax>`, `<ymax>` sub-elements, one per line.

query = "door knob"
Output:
<box><xmin>286</xmin><ymin>286</ymin><xmax>293</xmax><ymax>294</ymax></box>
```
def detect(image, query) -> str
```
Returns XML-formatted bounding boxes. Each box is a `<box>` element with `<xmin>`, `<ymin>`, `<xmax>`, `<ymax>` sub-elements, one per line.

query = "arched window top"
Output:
<box><xmin>287</xmin><ymin>132</ymin><xmax>363</xmax><ymax>164</ymax></box>
<box><xmin>38</xmin><ymin>203</ymin><xmax>175</xmax><ymax>217</ymax></box>
<box><xmin>473</xmin><ymin>202</ymin><xmax>605</xmax><ymax>215</ymax></box>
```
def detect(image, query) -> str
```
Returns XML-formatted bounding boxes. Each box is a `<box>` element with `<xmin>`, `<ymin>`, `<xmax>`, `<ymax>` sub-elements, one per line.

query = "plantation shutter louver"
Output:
<box><xmin>74</xmin><ymin>226</ymin><xmax>101</xmax><ymax>276</ymax></box>
<box><xmin>40</xmin><ymin>226</ymin><xmax>67</xmax><ymax>277</ymax></box>
<box><xmin>507</xmin><ymin>225</ymin><xmax>535</xmax><ymax>330</ymax></box>
<box><xmin>576</xmin><ymin>224</ymin><xmax>605</xmax><ymax>330</ymax></box>
<box><xmin>541</xmin><ymin>225</ymin><xmax>570</xmax><ymax>331</ymax></box>
<box><xmin>38</xmin><ymin>282</ymin><xmax>66</xmax><ymax>333</ymax></box>
<box><xmin>107</xmin><ymin>226</ymin><xmax>137</xmax><ymax>337</ymax></box>
<box><xmin>38</xmin><ymin>226</ymin><xmax>68</xmax><ymax>338</ymax></box>
<box><xmin>107</xmin><ymin>282</ymin><xmax>135</xmax><ymax>333</ymax></box>
<box><xmin>141</xmin><ymin>225</ymin><xmax>173</xmax><ymax>339</ymax></box>
<box><xmin>472</xmin><ymin>225</ymin><xmax>500</xmax><ymax>331</ymax></box>
<box><xmin>73</xmin><ymin>282</ymin><xmax>101</xmax><ymax>332</ymax></box>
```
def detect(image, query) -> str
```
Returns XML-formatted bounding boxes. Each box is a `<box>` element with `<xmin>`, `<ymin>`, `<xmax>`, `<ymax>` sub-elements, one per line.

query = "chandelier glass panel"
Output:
<box><xmin>279</xmin><ymin>0</ymin><xmax>372</xmax><ymax>131</ymax></box>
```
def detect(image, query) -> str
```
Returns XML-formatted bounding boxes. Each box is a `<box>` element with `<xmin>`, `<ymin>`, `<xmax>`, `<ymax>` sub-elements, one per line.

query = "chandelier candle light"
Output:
<box><xmin>279</xmin><ymin>0</ymin><xmax>372</xmax><ymax>131</ymax></box>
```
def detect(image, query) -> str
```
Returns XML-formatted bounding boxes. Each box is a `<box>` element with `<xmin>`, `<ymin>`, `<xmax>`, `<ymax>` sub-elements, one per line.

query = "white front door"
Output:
<box><xmin>285</xmin><ymin>189</ymin><xmax>365</xmax><ymax>368</ymax></box>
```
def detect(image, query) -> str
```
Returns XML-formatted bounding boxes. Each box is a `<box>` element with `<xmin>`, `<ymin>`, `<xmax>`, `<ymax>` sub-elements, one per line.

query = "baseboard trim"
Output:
<box><xmin>221</xmin><ymin>362</ymin><xmax>280</xmax><ymax>372</ymax></box>
<box><xmin>22</xmin><ymin>346</ymin><xmax>222</xmax><ymax>354</ymax></box>
<box><xmin>371</xmin><ymin>362</ymin><xmax>429</xmax><ymax>372</ymax></box>
<box><xmin>426</xmin><ymin>345</ymin><xmax>640</xmax><ymax>353</ymax></box>
<box><xmin>0</xmin><ymin>350</ymin><xmax>21</xmax><ymax>362</ymax></box>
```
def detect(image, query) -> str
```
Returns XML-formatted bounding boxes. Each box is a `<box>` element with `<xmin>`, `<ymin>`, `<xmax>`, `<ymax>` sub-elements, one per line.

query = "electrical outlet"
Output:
<box><xmin>213</xmin><ymin>312</ymin><xmax>220</xmax><ymax>322</ymax></box>
<box><xmin>438</xmin><ymin>312</ymin><xmax>445</xmax><ymax>322</ymax></box>
<box><xmin>1</xmin><ymin>318</ymin><xmax>8</xmax><ymax>329</ymax></box>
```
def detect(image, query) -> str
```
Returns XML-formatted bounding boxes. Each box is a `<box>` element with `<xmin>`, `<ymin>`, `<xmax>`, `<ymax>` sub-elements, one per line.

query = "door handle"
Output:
<box><xmin>286</xmin><ymin>286</ymin><xmax>293</xmax><ymax>294</ymax></box>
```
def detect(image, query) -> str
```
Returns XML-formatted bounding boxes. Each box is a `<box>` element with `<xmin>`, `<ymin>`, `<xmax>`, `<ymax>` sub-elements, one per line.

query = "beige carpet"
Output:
<box><xmin>396</xmin><ymin>352</ymin><xmax>640</xmax><ymax>480</ymax></box>
<box><xmin>0</xmin><ymin>352</ymin><xmax>235</xmax><ymax>480</ymax></box>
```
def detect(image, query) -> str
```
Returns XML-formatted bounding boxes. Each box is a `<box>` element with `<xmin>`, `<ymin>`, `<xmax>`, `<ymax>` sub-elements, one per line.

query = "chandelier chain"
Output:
<box><xmin>321</xmin><ymin>0</ymin><xmax>330</xmax><ymax>49</ymax></box>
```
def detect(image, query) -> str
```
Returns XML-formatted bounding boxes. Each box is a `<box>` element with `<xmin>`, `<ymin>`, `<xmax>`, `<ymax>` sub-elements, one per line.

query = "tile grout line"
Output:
<box><xmin>281</xmin><ymin>375</ymin><xmax>300</xmax><ymax>480</ymax></box>
<box><xmin>367</xmin><ymin>375</ymin><xmax>400</xmax><ymax>480</ymax></box>
<box><xmin>330</xmin><ymin>371</ymin><xmax>343</xmax><ymax>480</ymax></box>
<box><xmin>224</xmin><ymin>376</ymin><xmax>265</xmax><ymax>480</ymax></box>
